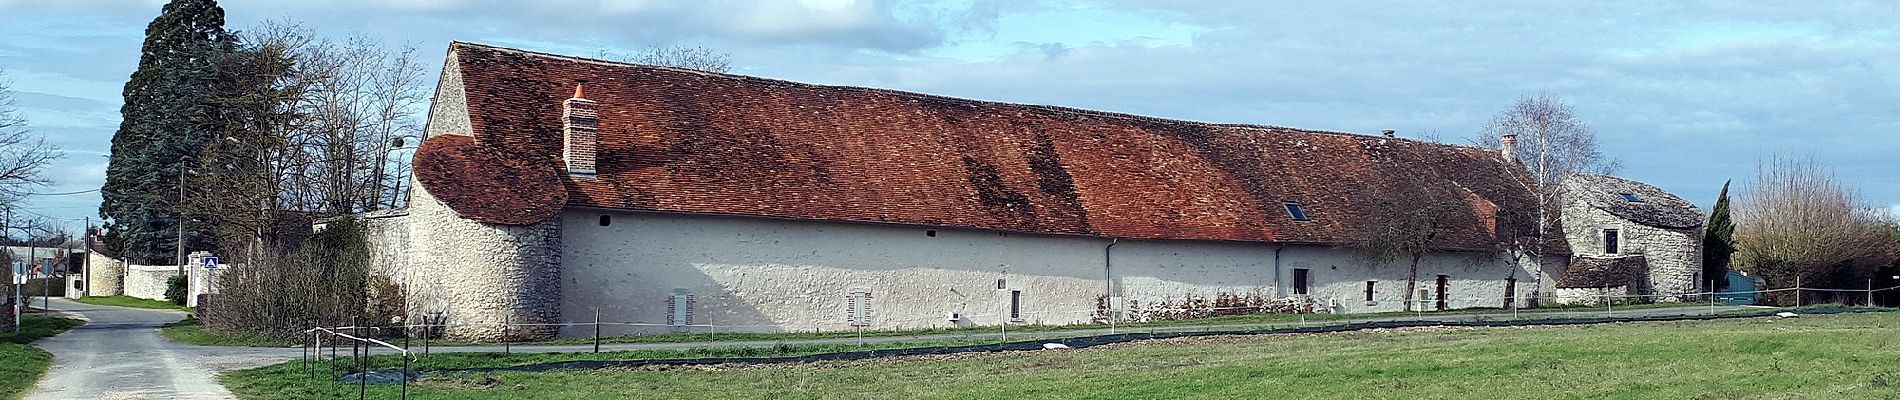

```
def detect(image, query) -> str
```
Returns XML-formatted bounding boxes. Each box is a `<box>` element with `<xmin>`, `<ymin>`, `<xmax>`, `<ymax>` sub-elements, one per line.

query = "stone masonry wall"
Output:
<box><xmin>1562</xmin><ymin>198</ymin><xmax>1704</xmax><ymax>300</ymax></box>
<box><xmin>402</xmin><ymin>181</ymin><xmax>562</xmax><ymax>340</ymax></box>
<box><xmin>86</xmin><ymin>251</ymin><xmax>125</xmax><ymax>296</ymax></box>
<box><xmin>124</xmin><ymin>265</ymin><xmax>179</xmax><ymax>302</ymax></box>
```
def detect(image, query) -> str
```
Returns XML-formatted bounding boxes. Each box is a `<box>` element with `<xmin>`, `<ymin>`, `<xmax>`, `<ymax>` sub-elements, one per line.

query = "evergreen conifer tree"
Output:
<box><xmin>100</xmin><ymin>0</ymin><xmax>233</xmax><ymax>265</ymax></box>
<box><xmin>1703</xmin><ymin>180</ymin><xmax>1736</xmax><ymax>290</ymax></box>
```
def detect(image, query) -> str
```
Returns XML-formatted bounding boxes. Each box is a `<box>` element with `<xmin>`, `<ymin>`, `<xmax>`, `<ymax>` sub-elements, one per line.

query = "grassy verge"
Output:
<box><xmin>75</xmin><ymin>296</ymin><xmax>191</xmax><ymax>312</ymax></box>
<box><xmin>226</xmin><ymin>311</ymin><xmax>1900</xmax><ymax>399</ymax></box>
<box><xmin>224</xmin><ymin>340</ymin><xmax>979</xmax><ymax>398</ymax></box>
<box><xmin>1</xmin><ymin>315</ymin><xmax>85</xmax><ymax>400</ymax></box>
<box><xmin>161</xmin><ymin>318</ymin><xmax>289</xmax><ymax>347</ymax></box>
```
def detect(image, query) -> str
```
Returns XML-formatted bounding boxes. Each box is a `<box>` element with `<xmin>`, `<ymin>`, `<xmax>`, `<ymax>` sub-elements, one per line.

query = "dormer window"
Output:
<box><xmin>1619</xmin><ymin>193</ymin><xmax>1643</xmax><ymax>203</ymax></box>
<box><xmin>1284</xmin><ymin>202</ymin><xmax>1311</xmax><ymax>221</ymax></box>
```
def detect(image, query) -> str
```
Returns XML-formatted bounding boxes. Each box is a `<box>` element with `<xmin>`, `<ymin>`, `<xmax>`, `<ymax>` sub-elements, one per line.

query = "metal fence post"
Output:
<box><xmin>503</xmin><ymin>314</ymin><xmax>511</xmax><ymax>355</ymax></box>
<box><xmin>1869</xmin><ymin>279</ymin><xmax>1876</xmax><ymax>307</ymax></box>
<box><xmin>359</xmin><ymin>337</ymin><xmax>369</xmax><ymax>400</ymax></box>
<box><xmin>329</xmin><ymin>331</ymin><xmax>338</xmax><ymax>390</ymax></box>
<box><xmin>1795</xmin><ymin>277</ymin><xmax>1803</xmax><ymax>307</ymax></box>
<box><xmin>402</xmin><ymin>353</ymin><xmax>411</xmax><ymax>400</ymax></box>
<box><xmin>593</xmin><ymin>307</ymin><xmax>601</xmax><ymax>353</ymax></box>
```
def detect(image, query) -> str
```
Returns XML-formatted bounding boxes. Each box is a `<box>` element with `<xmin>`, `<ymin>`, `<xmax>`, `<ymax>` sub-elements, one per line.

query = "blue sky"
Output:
<box><xmin>0</xmin><ymin>0</ymin><xmax>1896</xmax><ymax>234</ymax></box>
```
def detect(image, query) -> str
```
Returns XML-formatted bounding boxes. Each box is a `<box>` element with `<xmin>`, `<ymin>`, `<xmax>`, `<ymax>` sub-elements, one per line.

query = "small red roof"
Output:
<box><xmin>418</xmin><ymin>42</ymin><xmax>1559</xmax><ymax>252</ymax></box>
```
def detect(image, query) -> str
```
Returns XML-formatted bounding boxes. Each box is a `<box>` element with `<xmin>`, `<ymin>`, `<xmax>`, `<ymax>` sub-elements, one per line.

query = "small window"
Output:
<box><xmin>1603</xmin><ymin>229</ymin><xmax>1621</xmax><ymax>254</ymax></box>
<box><xmin>1364</xmin><ymin>281</ymin><xmax>1376</xmax><ymax>302</ymax></box>
<box><xmin>996</xmin><ymin>278</ymin><xmax>1007</xmax><ymax>290</ymax></box>
<box><xmin>1009</xmin><ymin>290</ymin><xmax>1023</xmax><ymax>320</ymax></box>
<box><xmin>598</xmin><ymin>215</ymin><xmax>612</xmax><ymax>226</ymax></box>
<box><xmin>1283</xmin><ymin>202</ymin><xmax>1311</xmax><ymax>221</ymax></box>
<box><xmin>1293</xmin><ymin>268</ymin><xmax>1311</xmax><ymax>295</ymax></box>
<box><xmin>1620</xmin><ymin>193</ymin><xmax>1643</xmax><ymax>202</ymax></box>
<box><xmin>926</xmin><ymin>230</ymin><xmax>937</xmax><ymax>237</ymax></box>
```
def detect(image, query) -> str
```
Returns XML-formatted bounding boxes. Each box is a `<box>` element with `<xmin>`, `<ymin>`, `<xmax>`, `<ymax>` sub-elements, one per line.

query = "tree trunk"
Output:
<box><xmin>1404</xmin><ymin>252</ymin><xmax>1422</xmax><ymax>312</ymax></box>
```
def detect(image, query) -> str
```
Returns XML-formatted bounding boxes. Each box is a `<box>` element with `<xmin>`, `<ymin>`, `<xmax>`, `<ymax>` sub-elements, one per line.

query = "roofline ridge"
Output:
<box><xmin>450</xmin><ymin>41</ymin><xmax>1500</xmax><ymax>151</ymax></box>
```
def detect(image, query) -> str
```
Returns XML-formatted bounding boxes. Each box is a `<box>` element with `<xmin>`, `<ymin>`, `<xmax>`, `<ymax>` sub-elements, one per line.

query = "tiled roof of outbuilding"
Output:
<box><xmin>1563</xmin><ymin>174</ymin><xmax>1704</xmax><ymax>230</ymax></box>
<box><xmin>419</xmin><ymin>42</ymin><xmax>1561</xmax><ymax>251</ymax></box>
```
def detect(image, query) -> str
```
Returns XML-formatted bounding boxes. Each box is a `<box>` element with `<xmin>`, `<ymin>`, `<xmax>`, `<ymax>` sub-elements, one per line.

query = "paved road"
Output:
<box><xmin>25</xmin><ymin>298</ymin><xmax>301</xmax><ymax>400</ymax></box>
<box><xmin>22</xmin><ymin>298</ymin><xmax>1759</xmax><ymax>398</ymax></box>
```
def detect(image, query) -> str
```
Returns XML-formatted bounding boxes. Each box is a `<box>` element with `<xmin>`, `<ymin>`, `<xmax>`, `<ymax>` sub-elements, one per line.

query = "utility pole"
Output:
<box><xmin>6</xmin><ymin>205</ymin><xmax>17</xmax><ymax>331</ymax></box>
<box><xmin>82</xmin><ymin>217</ymin><xmax>89</xmax><ymax>298</ymax></box>
<box><xmin>177</xmin><ymin>165</ymin><xmax>187</xmax><ymax>275</ymax></box>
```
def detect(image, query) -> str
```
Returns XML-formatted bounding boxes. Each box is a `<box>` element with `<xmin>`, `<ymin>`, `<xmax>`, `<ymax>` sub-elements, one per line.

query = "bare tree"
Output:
<box><xmin>1735</xmin><ymin>157</ymin><xmax>1900</xmax><ymax>304</ymax></box>
<box><xmin>281</xmin><ymin>33</ymin><xmax>426</xmax><ymax>214</ymax></box>
<box><xmin>598</xmin><ymin>45</ymin><xmax>731</xmax><ymax>73</ymax></box>
<box><xmin>0</xmin><ymin>69</ymin><xmax>62</xmax><ymax>204</ymax></box>
<box><xmin>1479</xmin><ymin>93</ymin><xmax>1617</xmax><ymax>281</ymax></box>
<box><xmin>1352</xmin><ymin>141</ymin><xmax>1472</xmax><ymax>312</ymax></box>
<box><xmin>1480</xmin><ymin>93</ymin><xmax>1618</xmax><ymax>187</ymax></box>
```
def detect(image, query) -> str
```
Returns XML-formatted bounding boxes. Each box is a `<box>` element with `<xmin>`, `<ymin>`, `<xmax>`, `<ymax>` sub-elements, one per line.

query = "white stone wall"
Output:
<box><xmin>86</xmin><ymin>251</ymin><xmax>125</xmax><ymax>296</ymax></box>
<box><xmin>1555</xmin><ymin>286</ymin><xmax>1630</xmax><ymax>305</ymax></box>
<box><xmin>395</xmin><ymin>181</ymin><xmax>563</xmax><ymax>340</ymax></box>
<box><xmin>556</xmin><ymin>209</ymin><xmax>1559</xmax><ymax>337</ymax></box>
<box><xmin>1562</xmin><ymin>199</ymin><xmax>1705</xmax><ymax>299</ymax></box>
<box><xmin>425</xmin><ymin>50</ymin><xmax>471</xmax><ymax>138</ymax></box>
<box><xmin>124</xmin><ymin>265</ymin><xmax>179</xmax><ymax>302</ymax></box>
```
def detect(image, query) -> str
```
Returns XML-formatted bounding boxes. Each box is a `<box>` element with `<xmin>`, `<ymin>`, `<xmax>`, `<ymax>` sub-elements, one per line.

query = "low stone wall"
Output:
<box><xmin>125</xmin><ymin>265</ymin><xmax>180</xmax><ymax>302</ymax></box>
<box><xmin>1555</xmin><ymin>286</ymin><xmax>1630</xmax><ymax>305</ymax></box>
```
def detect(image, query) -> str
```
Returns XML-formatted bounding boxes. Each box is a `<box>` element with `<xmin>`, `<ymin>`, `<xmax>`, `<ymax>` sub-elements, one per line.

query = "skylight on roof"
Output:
<box><xmin>1620</xmin><ymin>193</ymin><xmax>1643</xmax><ymax>203</ymax></box>
<box><xmin>1284</xmin><ymin>202</ymin><xmax>1311</xmax><ymax>221</ymax></box>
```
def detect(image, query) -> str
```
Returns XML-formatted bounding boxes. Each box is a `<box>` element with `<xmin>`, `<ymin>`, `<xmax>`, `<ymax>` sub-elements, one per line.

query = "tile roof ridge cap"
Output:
<box><xmin>452</xmin><ymin>41</ymin><xmax>1498</xmax><ymax>154</ymax></box>
<box><xmin>453</xmin><ymin>40</ymin><xmax>729</xmax><ymax>78</ymax></box>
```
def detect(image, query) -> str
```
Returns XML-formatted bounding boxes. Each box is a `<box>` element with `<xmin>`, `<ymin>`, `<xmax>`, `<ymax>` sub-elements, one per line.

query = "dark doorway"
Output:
<box><xmin>1293</xmin><ymin>269</ymin><xmax>1311</xmax><ymax>295</ymax></box>
<box><xmin>1435</xmin><ymin>275</ymin><xmax>1450</xmax><ymax>311</ymax></box>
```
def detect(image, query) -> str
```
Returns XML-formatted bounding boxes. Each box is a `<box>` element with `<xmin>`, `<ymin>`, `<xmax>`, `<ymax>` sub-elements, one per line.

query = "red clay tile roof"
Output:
<box><xmin>421</xmin><ymin>42</ymin><xmax>1562</xmax><ymax>252</ymax></box>
<box><xmin>414</xmin><ymin>134</ymin><xmax>567</xmax><ymax>225</ymax></box>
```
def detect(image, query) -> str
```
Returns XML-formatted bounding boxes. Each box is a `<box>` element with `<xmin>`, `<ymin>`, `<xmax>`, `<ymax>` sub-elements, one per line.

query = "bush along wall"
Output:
<box><xmin>201</xmin><ymin>217</ymin><xmax>404</xmax><ymax>342</ymax></box>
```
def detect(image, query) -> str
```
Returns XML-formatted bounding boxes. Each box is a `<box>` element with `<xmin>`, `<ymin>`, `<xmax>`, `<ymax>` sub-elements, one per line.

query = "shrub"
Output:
<box><xmin>164</xmin><ymin>275</ymin><xmax>189</xmax><ymax>306</ymax></box>
<box><xmin>202</xmin><ymin>216</ymin><xmax>403</xmax><ymax>341</ymax></box>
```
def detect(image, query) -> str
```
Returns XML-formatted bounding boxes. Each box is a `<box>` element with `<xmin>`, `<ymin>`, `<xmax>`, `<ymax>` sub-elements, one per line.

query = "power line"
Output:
<box><xmin>22</xmin><ymin>188</ymin><xmax>101</xmax><ymax>196</ymax></box>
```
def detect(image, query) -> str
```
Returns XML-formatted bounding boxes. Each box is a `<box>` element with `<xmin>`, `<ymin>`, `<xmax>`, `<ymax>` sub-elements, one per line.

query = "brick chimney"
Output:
<box><xmin>1500</xmin><ymin>133</ymin><xmax>1519</xmax><ymax>163</ymax></box>
<box><xmin>564</xmin><ymin>82</ymin><xmax>598</xmax><ymax>176</ymax></box>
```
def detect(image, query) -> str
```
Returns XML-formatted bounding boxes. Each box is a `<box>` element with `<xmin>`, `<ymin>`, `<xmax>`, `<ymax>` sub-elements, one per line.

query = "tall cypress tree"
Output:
<box><xmin>100</xmin><ymin>0</ymin><xmax>233</xmax><ymax>265</ymax></box>
<box><xmin>1703</xmin><ymin>180</ymin><xmax>1736</xmax><ymax>290</ymax></box>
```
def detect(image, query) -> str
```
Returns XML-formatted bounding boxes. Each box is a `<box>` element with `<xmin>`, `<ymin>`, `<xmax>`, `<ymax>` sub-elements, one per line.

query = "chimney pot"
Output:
<box><xmin>1500</xmin><ymin>133</ymin><xmax>1519</xmax><ymax>163</ymax></box>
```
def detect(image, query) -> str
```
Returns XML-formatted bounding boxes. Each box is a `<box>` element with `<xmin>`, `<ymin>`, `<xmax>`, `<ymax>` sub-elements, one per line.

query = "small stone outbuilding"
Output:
<box><xmin>1557</xmin><ymin>174</ymin><xmax>1705</xmax><ymax>303</ymax></box>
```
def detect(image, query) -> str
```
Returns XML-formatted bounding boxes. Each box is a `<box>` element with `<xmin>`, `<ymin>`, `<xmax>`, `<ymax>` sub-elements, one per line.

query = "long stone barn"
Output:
<box><xmin>358</xmin><ymin>42</ymin><xmax>1573</xmax><ymax>340</ymax></box>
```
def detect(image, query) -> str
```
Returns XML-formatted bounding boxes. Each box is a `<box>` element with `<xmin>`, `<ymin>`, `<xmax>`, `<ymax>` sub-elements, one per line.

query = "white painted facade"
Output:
<box><xmin>550</xmin><ymin>209</ymin><xmax>1561</xmax><ymax>337</ymax></box>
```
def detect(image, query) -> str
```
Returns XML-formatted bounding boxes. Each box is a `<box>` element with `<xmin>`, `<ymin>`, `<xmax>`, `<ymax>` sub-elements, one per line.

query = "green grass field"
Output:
<box><xmin>223</xmin><ymin>311</ymin><xmax>1900</xmax><ymax>399</ymax></box>
<box><xmin>1</xmin><ymin>315</ymin><xmax>85</xmax><ymax>400</ymax></box>
<box><xmin>75</xmin><ymin>295</ymin><xmax>191</xmax><ymax>312</ymax></box>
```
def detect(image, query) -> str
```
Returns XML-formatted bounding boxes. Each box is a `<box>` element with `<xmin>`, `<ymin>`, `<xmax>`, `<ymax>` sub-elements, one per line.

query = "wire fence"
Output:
<box><xmin>295</xmin><ymin>283</ymin><xmax>1898</xmax><ymax>399</ymax></box>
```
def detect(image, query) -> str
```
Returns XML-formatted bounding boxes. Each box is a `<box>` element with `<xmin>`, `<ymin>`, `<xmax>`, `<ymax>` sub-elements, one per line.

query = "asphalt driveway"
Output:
<box><xmin>24</xmin><ymin>298</ymin><xmax>300</xmax><ymax>400</ymax></box>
